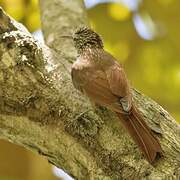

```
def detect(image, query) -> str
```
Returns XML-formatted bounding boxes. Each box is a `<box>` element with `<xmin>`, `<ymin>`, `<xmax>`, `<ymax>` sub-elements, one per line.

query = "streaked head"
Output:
<box><xmin>73</xmin><ymin>27</ymin><xmax>104</xmax><ymax>53</ymax></box>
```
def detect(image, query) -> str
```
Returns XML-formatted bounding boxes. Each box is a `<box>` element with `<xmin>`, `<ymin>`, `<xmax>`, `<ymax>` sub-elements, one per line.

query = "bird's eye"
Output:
<box><xmin>73</xmin><ymin>36</ymin><xmax>78</xmax><ymax>41</ymax></box>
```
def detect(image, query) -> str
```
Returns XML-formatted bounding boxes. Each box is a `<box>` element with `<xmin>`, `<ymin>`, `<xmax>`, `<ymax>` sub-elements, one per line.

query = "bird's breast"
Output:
<box><xmin>72</xmin><ymin>57</ymin><xmax>92</xmax><ymax>70</ymax></box>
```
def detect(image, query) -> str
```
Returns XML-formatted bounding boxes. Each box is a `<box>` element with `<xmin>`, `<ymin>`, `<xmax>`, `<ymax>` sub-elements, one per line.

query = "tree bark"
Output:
<box><xmin>0</xmin><ymin>1</ymin><xmax>179</xmax><ymax>179</ymax></box>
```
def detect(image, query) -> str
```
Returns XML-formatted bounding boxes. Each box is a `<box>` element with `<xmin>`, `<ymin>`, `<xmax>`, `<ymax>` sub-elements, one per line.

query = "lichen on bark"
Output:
<box><xmin>0</xmin><ymin>1</ymin><xmax>179</xmax><ymax>179</ymax></box>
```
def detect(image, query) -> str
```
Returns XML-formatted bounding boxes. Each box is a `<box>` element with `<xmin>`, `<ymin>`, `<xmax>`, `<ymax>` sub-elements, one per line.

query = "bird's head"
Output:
<box><xmin>73</xmin><ymin>27</ymin><xmax>104</xmax><ymax>54</ymax></box>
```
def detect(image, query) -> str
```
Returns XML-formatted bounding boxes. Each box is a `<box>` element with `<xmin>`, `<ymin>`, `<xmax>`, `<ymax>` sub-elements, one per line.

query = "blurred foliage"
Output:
<box><xmin>0</xmin><ymin>140</ymin><xmax>58</xmax><ymax>180</ymax></box>
<box><xmin>0</xmin><ymin>0</ymin><xmax>179</xmax><ymax>179</ymax></box>
<box><xmin>0</xmin><ymin>0</ymin><xmax>40</xmax><ymax>32</ymax></box>
<box><xmin>108</xmin><ymin>3</ymin><xmax>131</xmax><ymax>21</ymax></box>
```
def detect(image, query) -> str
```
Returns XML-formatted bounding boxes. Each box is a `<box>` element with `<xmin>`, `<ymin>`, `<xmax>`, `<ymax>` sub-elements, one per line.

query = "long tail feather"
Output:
<box><xmin>117</xmin><ymin>105</ymin><xmax>162</xmax><ymax>164</ymax></box>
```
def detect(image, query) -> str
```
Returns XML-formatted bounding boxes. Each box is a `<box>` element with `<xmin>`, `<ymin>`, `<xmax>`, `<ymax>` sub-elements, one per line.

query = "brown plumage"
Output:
<box><xmin>71</xmin><ymin>27</ymin><xmax>162</xmax><ymax>164</ymax></box>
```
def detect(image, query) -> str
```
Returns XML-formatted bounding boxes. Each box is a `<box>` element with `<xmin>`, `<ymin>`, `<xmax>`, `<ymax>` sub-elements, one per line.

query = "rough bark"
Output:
<box><xmin>0</xmin><ymin>0</ymin><xmax>179</xmax><ymax>179</ymax></box>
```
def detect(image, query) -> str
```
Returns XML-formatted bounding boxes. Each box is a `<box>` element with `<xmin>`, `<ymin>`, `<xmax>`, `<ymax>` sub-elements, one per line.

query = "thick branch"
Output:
<box><xmin>0</xmin><ymin>2</ymin><xmax>180</xmax><ymax>180</ymax></box>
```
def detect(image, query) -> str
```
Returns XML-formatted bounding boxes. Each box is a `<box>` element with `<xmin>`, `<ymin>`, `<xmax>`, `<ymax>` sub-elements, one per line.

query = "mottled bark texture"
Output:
<box><xmin>0</xmin><ymin>0</ymin><xmax>179</xmax><ymax>179</ymax></box>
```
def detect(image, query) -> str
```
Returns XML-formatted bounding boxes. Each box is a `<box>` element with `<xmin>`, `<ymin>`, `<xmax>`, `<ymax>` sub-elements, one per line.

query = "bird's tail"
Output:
<box><xmin>117</xmin><ymin>105</ymin><xmax>162</xmax><ymax>164</ymax></box>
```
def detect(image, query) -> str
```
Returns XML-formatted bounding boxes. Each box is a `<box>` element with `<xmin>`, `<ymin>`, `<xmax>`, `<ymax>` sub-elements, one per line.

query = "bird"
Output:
<box><xmin>70</xmin><ymin>27</ymin><xmax>162</xmax><ymax>164</ymax></box>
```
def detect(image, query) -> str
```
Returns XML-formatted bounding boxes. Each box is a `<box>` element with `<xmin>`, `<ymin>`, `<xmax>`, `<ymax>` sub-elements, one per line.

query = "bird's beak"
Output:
<box><xmin>60</xmin><ymin>35</ymin><xmax>73</xmax><ymax>39</ymax></box>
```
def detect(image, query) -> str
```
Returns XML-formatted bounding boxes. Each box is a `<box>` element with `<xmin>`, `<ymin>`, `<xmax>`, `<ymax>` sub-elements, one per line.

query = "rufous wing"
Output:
<box><xmin>105</xmin><ymin>62</ymin><xmax>132</xmax><ymax>112</ymax></box>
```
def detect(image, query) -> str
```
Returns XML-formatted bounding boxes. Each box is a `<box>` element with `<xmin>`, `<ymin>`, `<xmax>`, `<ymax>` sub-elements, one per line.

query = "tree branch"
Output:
<box><xmin>0</xmin><ymin>2</ymin><xmax>179</xmax><ymax>179</ymax></box>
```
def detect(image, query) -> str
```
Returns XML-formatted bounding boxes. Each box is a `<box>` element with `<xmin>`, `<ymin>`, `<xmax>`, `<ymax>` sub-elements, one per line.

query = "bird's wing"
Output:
<box><xmin>103</xmin><ymin>53</ymin><xmax>132</xmax><ymax>112</ymax></box>
<box><xmin>82</xmin><ymin>69</ymin><xmax>125</xmax><ymax>113</ymax></box>
<box><xmin>105</xmin><ymin>63</ymin><xmax>129</xmax><ymax>97</ymax></box>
